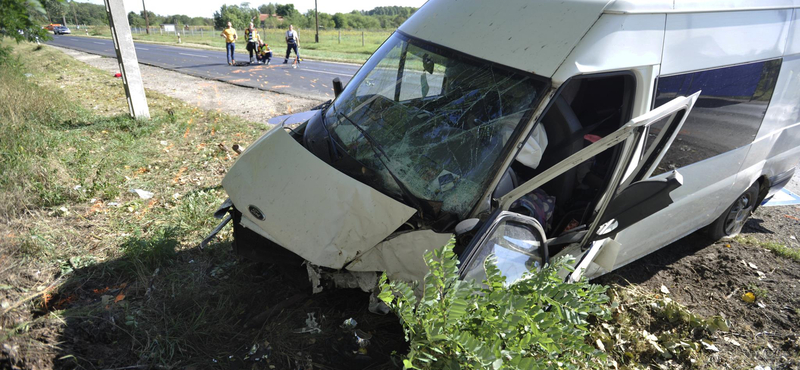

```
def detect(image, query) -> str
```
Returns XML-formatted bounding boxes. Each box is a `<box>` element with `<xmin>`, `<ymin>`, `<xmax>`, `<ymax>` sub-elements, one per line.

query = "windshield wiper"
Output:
<box><xmin>334</xmin><ymin>109</ymin><xmax>436</xmax><ymax>219</ymax></box>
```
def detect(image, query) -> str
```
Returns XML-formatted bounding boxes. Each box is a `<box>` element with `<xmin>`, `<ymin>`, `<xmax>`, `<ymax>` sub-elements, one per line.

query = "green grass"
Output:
<box><xmin>81</xmin><ymin>26</ymin><xmax>392</xmax><ymax>64</ymax></box>
<box><xmin>735</xmin><ymin>235</ymin><xmax>800</xmax><ymax>262</ymax></box>
<box><xmin>0</xmin><ymin>40</ymin><xmax>286</xmax><ymax>368</ymax></box>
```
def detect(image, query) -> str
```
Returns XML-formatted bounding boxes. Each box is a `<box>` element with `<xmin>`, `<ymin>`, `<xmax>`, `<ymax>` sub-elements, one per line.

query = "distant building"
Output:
<box><xmin>258</xmin><ymin>14</ymin><xmax>284</xmax><ymax>27</ymax></box>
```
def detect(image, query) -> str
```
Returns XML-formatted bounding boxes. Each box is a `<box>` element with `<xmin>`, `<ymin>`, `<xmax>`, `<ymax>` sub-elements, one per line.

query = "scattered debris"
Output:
<box><xmin>160</xmin><ymin>140</ymin><xmax>169</xmax><ymax>146</ymax></box>
<box><xmin>660</xmin><ymin>285</ymin><xmax>670</xmax><ymax>295</ymax></box>
<box><xmin>742</xmin><ymin>292</ymin><xmax>756</xmax><ymax>303</ymax></box>
<box><xmin>232</xmin><ymin>144</ymin><xmax>243</xmax><ymax>154</ymax></box>
<box><xmin>340</xmin><ymin>318</ymin><xmax>358</xmax><ymax>330</ymax></box>
<box><xmin>23</xmin><ymin>73</ymin><xmax>33</xmax><ymax>78</ymax></box>
<box><xmin>113</xmin><ymin>72</ymin><xmax>121</xmax><ymax>78</ymax></box>
<box><xmin>354</xmin><ymin>329</ymin><xmax>372</xmax><ymax>349</ymax></box>
<box><xmin>130</xmin><ymin>188</ymin><xmax>154</xmax><ymax>200</ymax></box>
<box><xmin>723</xmin><ymin>336</ymin><xmax>741</xmax><ymax>347</ymax></box>
<box><xmin>293</xmin><ymin>313</ymin><xmax>322</xmax><ymax>334</ymax></box>
<box><xmin>701</xmin><ymin>340</ymin><xmax>719</xmax><ymax>353</ymax></box>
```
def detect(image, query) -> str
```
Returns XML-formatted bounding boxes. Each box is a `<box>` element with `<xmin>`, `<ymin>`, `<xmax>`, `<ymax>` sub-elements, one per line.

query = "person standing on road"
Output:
<box><xmin>283</xmin><ymin>25</ymin><xmax>300</xmax><ymax>67</ymax></box>
<box><xmin>244</xmin><ymin>22</ymin><xmax>261</xmax><ymax>65</ymax></box>
<box><xmin>221</xmin><ymin>22</ymin><xmax>238</xmax><ymax>65</ymax></box>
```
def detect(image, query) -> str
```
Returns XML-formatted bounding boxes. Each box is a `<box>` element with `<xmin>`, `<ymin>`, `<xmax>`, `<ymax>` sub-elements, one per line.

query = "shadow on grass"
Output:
<box><xmin>50</xmin><ymin>233</ymin><xmax>405</xmax><ymax>370</ymax></box>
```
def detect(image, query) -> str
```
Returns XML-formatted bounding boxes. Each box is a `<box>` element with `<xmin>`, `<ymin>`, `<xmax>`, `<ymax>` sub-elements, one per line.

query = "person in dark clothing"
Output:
<box><xmin>283</xmin><ymin>24</ymin><xmax>300</xmax><ymax>67</ymax></box>
<box><xmin>244</xmin><ymin>22</ymin><xmax>261</xmax><ymax>64</ymax></box>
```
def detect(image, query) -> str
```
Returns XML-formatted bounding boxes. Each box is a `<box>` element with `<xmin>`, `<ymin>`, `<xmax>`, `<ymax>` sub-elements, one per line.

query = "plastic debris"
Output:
<box><xmin>757</xmin><ymin>301</ymin><xmax>766</xmax><ymax>308</ymax></box>
<box><xmin>748</xmin><ymin>262</ymin><xmax>758</xmax><ymax>270</ymax></box>
<box><xmin>754</xmin><ymin>366</ymin><xmax>772</xmax><ymax>370</ymax></box>
<box><xmin>368</xmin><ymin>292</ymin><xmax>390</xmax><ymax>315</ymax></box>
<box><xmin>723</xmin><ymin>336</ymin><xmax>741</xmax><ymax>347</ymax></box>
<box><xmin>660</xmin><ymin>285</ymin><xmax>670</xmax><ymax>295</ymax></box>
<box><xmin>341</xmin><ymin>318</ymin><xmax>358</xmax><ymax>330</ymax></box>
<box><xmin>130</xmin><ymin>188</ymin><xmax>154</xmax><ymax>200</ymax></box>
<box><xmin>24</xmin><ymin>73</ymin><xmax>33</xmax><ymax>78</ymax></box>
<box><xmin>114</xmin><ymin>72</ymin><xmax>122</xmax><ymax>78</ymax></box>
<box><xmin>293</xmin><ymin>312</ymin><xmax>322</xmax><ymax>334</ymax></box>
<box><xmin>701</xmin><ymin>340</ymin><xmax>719</xmax><ymax>352</ymax></box>
<box><xmin>354</xmin><ymin>329</ymin><xmax>372</xmax><ymax>348</ymax></box>
<box><xmin>160</xmin><ymin>140</ymin><xmax>168</xmax><ymax>146</ymax></box>
<box><xmin>742</xmin><ymin>292</ymin><xmax>756</xmax><ymax>303</ymax></box>
<box><xmin>108</xmin><ymin>202</ymin><xmax>121</xmax><ymax>207</ymax></box>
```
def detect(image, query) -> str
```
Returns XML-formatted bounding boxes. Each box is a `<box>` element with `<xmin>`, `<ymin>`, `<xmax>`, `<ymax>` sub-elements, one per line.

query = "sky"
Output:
<box><xmin>78</xmin><ymin>0</ymin><xmax>428</xmax><ymax>18</ymax></box>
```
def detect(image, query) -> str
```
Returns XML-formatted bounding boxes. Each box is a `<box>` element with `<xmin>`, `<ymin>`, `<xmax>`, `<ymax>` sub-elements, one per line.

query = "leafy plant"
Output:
<box><xmin>379</xmin><ymin>238</ymin><xmax>611</xmax><ymax>370</ymax></box>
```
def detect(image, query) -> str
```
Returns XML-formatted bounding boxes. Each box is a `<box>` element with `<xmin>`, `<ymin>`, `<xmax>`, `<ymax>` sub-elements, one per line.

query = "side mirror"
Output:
<box><xmin>332</xmin><ymin>77</ymin><xmax>343</xmax><ymax>98</ymax></box>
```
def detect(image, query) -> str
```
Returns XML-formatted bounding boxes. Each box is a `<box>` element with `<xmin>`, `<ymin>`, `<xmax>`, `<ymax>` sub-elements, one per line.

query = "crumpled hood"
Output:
<box><xmin>266</xmin><ymin>110</ymin><xmax>320</xmax><ymax>127</ymax></box>
<box><xmin>222</xmin><ymin>127</ymin><xmax>417</xmax><ymax>269</ymax></box>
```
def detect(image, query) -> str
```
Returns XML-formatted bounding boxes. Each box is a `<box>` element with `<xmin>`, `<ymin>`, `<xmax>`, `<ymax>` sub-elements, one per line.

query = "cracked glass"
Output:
<box><xmin>325</xmin><ymin>33</ymin><xmax>548</xmax><ymax>218</ymax></box>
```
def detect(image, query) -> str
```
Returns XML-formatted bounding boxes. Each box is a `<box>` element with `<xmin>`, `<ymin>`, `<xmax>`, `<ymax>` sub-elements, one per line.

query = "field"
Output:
<box><xmin>79</xmin><ymin>26</ymin><xmax>392</xmax><ymax>64</ymax></box>
<box><xmin>1</xmin><ymin>40</ymin><xmax>800</xmax><ymax>370</ymax></box>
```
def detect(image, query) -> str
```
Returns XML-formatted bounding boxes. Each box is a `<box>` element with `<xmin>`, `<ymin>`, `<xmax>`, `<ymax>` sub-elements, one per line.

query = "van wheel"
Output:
<box><xmin>708</xmin><ymin>183</ymin><xmax>759</xmax><ymax>240</ymax></box>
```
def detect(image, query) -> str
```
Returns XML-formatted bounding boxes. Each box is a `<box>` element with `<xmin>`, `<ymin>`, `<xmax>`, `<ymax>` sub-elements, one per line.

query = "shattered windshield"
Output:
<box><xmin>325</xmin><ymin>33</ymin><xmax>548</xmax><ymax>218</ymax></box>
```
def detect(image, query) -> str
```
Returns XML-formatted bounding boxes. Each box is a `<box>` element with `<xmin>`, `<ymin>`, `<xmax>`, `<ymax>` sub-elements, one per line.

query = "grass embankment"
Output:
<box><xmin>81</xmin><ymin>26</ymin><xmax>392</xmax><ymax>64</ymax></box>
<box><xmin>0</xmin><ymin>41</ymin><xmax>289</xmax><ymax>369</ymax></box>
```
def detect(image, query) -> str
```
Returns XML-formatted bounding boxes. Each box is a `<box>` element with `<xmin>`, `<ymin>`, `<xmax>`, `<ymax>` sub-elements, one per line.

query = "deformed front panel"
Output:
<box><xmin>222</xmin><ymin>128</ymin><xmax>417</xmax><ymax>269</ymax></box>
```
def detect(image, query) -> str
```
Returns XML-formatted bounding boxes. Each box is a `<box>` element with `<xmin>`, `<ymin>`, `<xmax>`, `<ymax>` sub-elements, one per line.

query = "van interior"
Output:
<box><xmin>494</xmin><ymin>73</ymin><xmax>636</xmax><ymax>247</ymax></box>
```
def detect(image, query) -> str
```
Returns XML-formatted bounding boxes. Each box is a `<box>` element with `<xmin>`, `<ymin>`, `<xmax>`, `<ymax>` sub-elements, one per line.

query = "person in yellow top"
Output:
<box><xmin>244</xmin><ymin>22</ymin><xmax>261</xmax><ymax>65</ymax></box>
<box><xmin>220</xmin><ymin>22</ymin><xmax>238</xmax><ymax>65</ymax></box>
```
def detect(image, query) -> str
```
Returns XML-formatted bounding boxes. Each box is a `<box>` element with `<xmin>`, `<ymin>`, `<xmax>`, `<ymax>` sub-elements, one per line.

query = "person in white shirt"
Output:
<box><xmin>283</xmin><ymin>25</ymin><xmax>300</xmax><ymax>67</ymax></box>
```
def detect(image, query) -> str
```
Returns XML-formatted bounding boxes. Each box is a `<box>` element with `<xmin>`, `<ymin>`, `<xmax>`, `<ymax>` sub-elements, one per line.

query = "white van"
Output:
<box><xmin>207</xmin><ymin>0</ymin><xmax>800</xmax><ymax>288</ymax></box>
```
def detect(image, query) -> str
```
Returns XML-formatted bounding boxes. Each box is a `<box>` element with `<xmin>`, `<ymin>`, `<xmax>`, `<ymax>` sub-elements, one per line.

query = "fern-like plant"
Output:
<box><xmin>378</xmin><ymin>237</ymin><xmax>611</xmax><ymax>370</ymax></box>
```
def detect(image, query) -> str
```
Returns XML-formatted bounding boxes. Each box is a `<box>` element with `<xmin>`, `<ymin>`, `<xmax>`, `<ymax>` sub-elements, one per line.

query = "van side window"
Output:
<box><xmin>648</xmin><ymin>59</ymin><xmax>782</xmax><ymax>176</ymax></box>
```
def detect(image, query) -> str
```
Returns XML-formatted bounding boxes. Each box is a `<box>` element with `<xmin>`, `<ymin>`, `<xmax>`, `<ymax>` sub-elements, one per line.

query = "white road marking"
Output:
<box><xmin>92</xmin><ymin>42</ymin><xmax>105</xmax><ymax>45</ymax></box>
<box><xmin>137</xmin><ymin>47</ymin><xmax>149</xmax><ymax>51</ymax></box>
<box><xmin>297</xmin><ymin>67</ymin><xmax>348</xmax><ymax>77</ymax></box>
<box><xmin>179</xmin><ymin>52</ymin><xmax>208</xmax><ymax>58</ymax></box>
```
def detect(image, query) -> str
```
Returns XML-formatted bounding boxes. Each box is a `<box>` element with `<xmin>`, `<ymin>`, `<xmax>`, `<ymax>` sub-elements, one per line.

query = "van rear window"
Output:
<box><xmin>648</xmin><ymin>59</ymin><xmax>782</xmax><ymax>176</ymax></box>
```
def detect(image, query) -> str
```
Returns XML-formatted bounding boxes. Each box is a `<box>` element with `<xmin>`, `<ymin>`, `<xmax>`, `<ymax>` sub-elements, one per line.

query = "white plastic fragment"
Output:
<box><xmin>754</xmin><ymin>366</ymin><xmax>773</xmax><ymax>370</ymax></box>
<box><xmin>660</xmin><ymin>285</ymin><xmax>670</xmax><ymax>294</ymax></box>
<box><xmin>130</xmin><ymin>189</ymin><xmax>154</xmax><ymax>200</ymax></box>
<box><xmin>160</xmin><ymin>140</ymin><xmax>168</xmax><ymax>146</ymax></box>
<box><xmin>723</xmin><ymin>336</ymin><xmax>741</xmax><ymax>347</ymax></box>
<box><xmin>701</xmin><ymin>340</ymin><xmax>719</xmax><ymax>352</ymax></box>
<box><xmin>748</xmin><ymin>262</ymin><xmax>758</xmax><ymax>270</ymax></box>
<box><xmin>293</xmin><ymin>313</ymin><xmax>321</xmax><ymax>334</ymax></box>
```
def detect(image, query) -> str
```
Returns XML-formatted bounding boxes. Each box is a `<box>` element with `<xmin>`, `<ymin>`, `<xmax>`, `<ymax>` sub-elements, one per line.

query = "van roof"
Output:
<box><xmin>605</xmin><ymin>0</ymin><xmax>799</xmax><ymax>14</ymax></box>
<box><xmin>399</xmin><ymin>0</ymin><xmax>798</xmax><ymax>78</ymax></box>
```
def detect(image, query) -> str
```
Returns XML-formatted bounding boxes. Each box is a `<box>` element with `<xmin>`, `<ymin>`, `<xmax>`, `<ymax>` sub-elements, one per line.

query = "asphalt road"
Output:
<box><xmin>47</xmin><ymin>35</ymin><xmax>361</xmax><ymax>100</ymax></box>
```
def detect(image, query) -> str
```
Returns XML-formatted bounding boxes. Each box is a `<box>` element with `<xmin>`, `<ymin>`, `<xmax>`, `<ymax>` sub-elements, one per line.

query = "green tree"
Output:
<box><xmin>1</xmin><ymin>0</ymin><xmax>51</xmax><ymax>42</ymax></box>
<box><xmin>274</xmin><ymin>3</ymin><xmax>297</xmax><ymax>17</ymax></box>
<box><xmin>127</xmin><ymin>11</ymin><xmax>144</xmax><ymax>27</ymax></box>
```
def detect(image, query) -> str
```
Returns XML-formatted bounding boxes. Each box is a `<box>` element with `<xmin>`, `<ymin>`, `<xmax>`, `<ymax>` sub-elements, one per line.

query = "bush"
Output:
<box><xmin>378</xmin><ymin>238</ymin><xmax>611</xmax><ymax>370</ymax></box>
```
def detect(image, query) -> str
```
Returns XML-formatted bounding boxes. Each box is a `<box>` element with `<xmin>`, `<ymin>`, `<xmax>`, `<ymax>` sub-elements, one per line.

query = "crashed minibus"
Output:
<box><xmin>206</xmin><ymin>0</ymin><xmax>800</xmax><ymax>291</ymax></box>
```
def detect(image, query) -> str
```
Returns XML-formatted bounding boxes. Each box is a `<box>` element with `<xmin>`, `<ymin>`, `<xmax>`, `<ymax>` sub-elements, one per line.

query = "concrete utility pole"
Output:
<box><xmin>315</xmin><ymin>0</ymin><xmax>319</xmax><ymax>43</ymax></box>
<box><xmin>103</xmin><ymin>0</ymin><xmax>150</xmax><ymax>120</ymax></box>
<box><xmin>142</xmin><ymin>0</ymin><xmax>150</xmax><ymax>35</ymax></box>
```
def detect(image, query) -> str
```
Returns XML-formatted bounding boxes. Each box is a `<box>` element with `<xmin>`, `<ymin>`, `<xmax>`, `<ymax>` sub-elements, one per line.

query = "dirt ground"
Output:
<box><xmin>50</xmin><ymin>46</ymin><xmax>322</xmax><ymax>124</ymax></box>
<box><xmin>597</xmin><ymin>203</ymin><xmax>800</xmax><ymax>369</ymax></box>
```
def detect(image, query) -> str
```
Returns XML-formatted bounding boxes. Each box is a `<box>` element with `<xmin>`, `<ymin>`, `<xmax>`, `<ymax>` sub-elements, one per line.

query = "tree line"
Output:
<box><xmin>27</xmin><ymin>1</ymin><xmax>417</xmax><ymax>31</ymax></box>
<box><xmin>214</xmin><ymin>3</ymin><xmax>418</xmax><ymax>30</ymax></box>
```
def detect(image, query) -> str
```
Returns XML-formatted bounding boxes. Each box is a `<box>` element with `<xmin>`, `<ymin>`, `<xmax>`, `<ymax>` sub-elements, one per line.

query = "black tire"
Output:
<box><xmin>708</xmin><ymin>182</ymin><xmax>759</xmax><ymax>240</ymax></box>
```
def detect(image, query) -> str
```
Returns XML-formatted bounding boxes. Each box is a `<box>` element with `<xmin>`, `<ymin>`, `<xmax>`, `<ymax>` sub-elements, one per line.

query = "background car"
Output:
<box><xmin>53</xmin><ymin>26</ymin><xmax>71</xmax><ymax>35</ymax></box>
